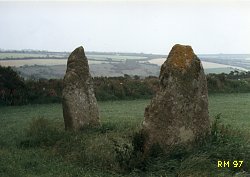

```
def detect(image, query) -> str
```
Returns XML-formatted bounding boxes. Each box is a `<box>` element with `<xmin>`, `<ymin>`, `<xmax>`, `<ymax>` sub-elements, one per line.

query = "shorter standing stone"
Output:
<box><xmin>142</xmin><ymin>44</ymin><xmax>210</xmax><ymax>153</ymax></box>
<box><xmin>62</xmin><ymin>46</ymin><xmax>100</xmax><ymax>131</ymax></box>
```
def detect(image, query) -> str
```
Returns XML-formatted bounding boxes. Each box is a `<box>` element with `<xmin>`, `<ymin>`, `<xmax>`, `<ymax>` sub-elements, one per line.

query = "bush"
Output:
<box><xmin>2</xmin><ymin>69</ymin><xmax>250</xmax><ymax>106</ymax></box>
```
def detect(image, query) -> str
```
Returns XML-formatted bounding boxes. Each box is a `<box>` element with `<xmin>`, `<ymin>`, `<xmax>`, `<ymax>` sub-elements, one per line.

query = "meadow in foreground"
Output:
<box><xmin>0</xmin><ymin>93</ymin><xmax>250</xmax><ymax>177</ymax></box>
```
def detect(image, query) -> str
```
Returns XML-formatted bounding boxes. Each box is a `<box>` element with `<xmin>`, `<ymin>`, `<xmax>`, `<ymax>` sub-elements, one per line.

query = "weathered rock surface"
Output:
<box><xmin>142</xmin><ymin>44</ymin><xmax>210</xmax><ymax>152</ymax></box>
<box><xmin>62</xmin><ymin>46</ymin><xmax>100</xmax><ymax>130</ymax></box>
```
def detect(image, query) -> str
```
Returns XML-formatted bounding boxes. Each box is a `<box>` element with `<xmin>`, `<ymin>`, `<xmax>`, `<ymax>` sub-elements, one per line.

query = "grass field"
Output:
<box><xmin>0</xmin><ymin>59</ymin><xmax>106</xmax><ymax>67</ymax></box>
<box><xmin>209</xmin><ymin>93</ymin><xmax>250</xmax><ymax>131</ymax></box>
<box><xmin>87</xmin><ymin>54</ymin><xmax>147</xmax><ymax>61</ymax></box>
<box><xmin>0</xmin><ymin>53</ymin><xmax>47</xmax><ymax>59</ymax></box>
<box><xmin>0</xmin><ymin>53</ymin><xmax>148</xmax><ymax>67</ymax></box>
<box><xmin>0</xmin><ymin>53</ymin><xmax>65</xmax><ymax>59</ymax></box>
<box><xmin>0</xmin><ymin>94</ymin><xmax>250</xmax><ymax>176</ymax></box>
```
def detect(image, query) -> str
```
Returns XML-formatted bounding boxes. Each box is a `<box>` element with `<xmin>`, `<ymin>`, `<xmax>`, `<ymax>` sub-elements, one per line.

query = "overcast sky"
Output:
<box><xmin>0</xmin><ymin>1</ymin><xmax>249</xmax><ymax>54</ymax></box>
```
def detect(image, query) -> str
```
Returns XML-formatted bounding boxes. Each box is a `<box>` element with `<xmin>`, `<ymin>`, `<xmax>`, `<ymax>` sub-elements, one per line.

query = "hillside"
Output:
<box><xmin>1</xmin><ymin>51</ymin><xmax>250</xmax><ymax>79</ymax></box>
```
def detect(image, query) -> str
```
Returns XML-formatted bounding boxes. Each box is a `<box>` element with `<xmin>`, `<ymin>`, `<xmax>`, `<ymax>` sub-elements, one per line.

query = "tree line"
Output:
<box><xmin>1</xmin><ymin>65</ymin><xmax>250</xmax><ymax>106</ymax></box>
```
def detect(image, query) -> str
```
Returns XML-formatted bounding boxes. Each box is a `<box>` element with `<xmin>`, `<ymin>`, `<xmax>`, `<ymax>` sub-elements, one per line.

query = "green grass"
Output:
<box><xmin>209</xmin><ymin>93</ymin><xmax>250</xmax><ymax>131</ymax></box>
<box><xmin>0</xmin><ymin>94</ymin><xmax>250</xmax><ymax>176</ymax></box>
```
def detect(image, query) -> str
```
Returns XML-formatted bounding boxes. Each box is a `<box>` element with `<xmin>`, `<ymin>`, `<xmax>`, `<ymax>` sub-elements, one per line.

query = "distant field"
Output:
<box><xmin>1</xmin><ymin>52</ymin><xmax>250</xmax><ymax>75</ymax></box>
<box><xmin>0</xmin><ymin>53</ymin><xmax>65</xmax><ymax>59</ymax></box>
<box><xmin>0</xmin><ymin>59</ymin><xmax>105</xmax><ymax>67</ymax></box>
<box><xmin>0</xmin><ymin>53</ymin><xmax>47</xmax><ymax>59</ymax></box>
<box><xmin>87</xmin><ymin>54</ymin><xmax>147</xmax><ymax>61</ymax></box>
<box><xmin>0</xmin><ymin>53</ymin><xmax>147</xmax><ymax>61</ymax></box>
<box><xmin>0</xmin><ymin>94</ymin><xmax>250</xmax><ymax>176</ymax></box>
<box><xmin>204</xmin><ymin>67</ymin><xmax>235</xmax><ymax>74</ymax></box>
<box><xmin>149</xmin><ymin>58</ymin><xmax>249</xmax><ymax>72</ymax></box>
<box><xmin>0</xmin><ymin>59</ymin><xmax>67</xmax><ymax>67</ymax></box>
<box><xmin>0</xmin><ymin>53</ymin><xmax>148</xmax><ymax>67</ymax></box>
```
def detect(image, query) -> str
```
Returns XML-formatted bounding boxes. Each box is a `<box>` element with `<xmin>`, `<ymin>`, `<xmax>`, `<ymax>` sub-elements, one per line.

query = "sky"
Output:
<box><xmin>0</xmin><ymin>1</ymin><xmax>250</xmax><ymax>54</ymax></box>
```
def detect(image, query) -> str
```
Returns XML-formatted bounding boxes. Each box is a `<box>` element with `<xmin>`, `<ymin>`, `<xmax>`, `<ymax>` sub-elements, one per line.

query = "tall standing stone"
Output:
<box><xmin>62</xmin><ymin>46</ymin><xmax>100</xmax><ymax>130</ymax></box>
<box><xmin>142</xmin><ymin>44</ymin><xmax>210</xmax><ymax>152</ymax></box>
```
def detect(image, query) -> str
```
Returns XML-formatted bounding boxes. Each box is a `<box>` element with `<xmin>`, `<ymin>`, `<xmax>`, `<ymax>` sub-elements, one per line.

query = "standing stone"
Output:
<box><xmin>142</xmin><ymin>44</ymin><xmax>210</xmax><ymax>152</ymax></box>
<box><xmin>62</xmin><ymin>46</ymin><xmax>100</xmax><ymax>130</ymax></box>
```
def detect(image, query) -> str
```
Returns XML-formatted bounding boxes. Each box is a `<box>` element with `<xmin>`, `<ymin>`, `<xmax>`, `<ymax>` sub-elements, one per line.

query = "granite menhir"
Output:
<box><xmin>62</xmin><ymin>46</ymin><xmax>100</xmax><ymax>131</ymax></box>
<box><xmin>142</xmin><ymin>44</ymin><xmax>210</xmax><ymax>153</ymax></box>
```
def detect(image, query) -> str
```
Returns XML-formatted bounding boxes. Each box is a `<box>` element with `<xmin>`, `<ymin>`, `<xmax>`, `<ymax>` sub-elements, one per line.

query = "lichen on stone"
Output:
<box><xmin>168</xmin><ymin>44</ymin><xmax>195</xmax><ymax>70</ymax></box>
